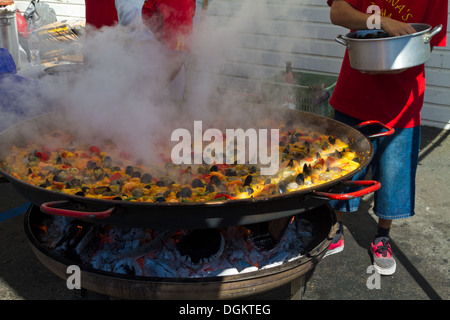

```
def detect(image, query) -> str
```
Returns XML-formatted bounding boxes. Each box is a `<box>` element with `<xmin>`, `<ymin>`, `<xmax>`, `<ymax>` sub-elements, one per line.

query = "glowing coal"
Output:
<box><xmin>38</xmin><ymin>214</ymin><xmax>313</xmax><ymax>278</ymax></box>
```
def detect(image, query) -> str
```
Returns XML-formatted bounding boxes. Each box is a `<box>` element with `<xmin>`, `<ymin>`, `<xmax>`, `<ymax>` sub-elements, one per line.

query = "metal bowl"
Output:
<box><xmin>335</xmin><ymin>23</ymin><xmax>443</xmax><ymax>71</ymax></box>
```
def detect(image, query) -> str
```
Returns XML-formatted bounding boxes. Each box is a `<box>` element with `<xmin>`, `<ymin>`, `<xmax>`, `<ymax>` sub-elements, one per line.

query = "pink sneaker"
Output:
<box><xmin>370</xmin><ymin>237</ymin><xmax>396</xmax><ymax>275</ymax></box>
<box><xmin>324</xmin><ymin>235</ymin><xmax>344</xmax><ymax>258</ymax></box>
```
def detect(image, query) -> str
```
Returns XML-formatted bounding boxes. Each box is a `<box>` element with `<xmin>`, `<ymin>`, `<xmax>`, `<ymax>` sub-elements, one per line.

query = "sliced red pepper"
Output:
<box><xmin>35</xmin><ymin>152</ymin><xmax>50</xmax><ymax>161</ymax></box>
<box><xmin>214</xmin><ymin>193</ymin><xmax>235</xmax><ymax>200</ymax></box>
<box><xmin>89</xmin><ymin>146</ymin><xmax>101</xmax><ymax>154</ymax></box>
<box><xmin>110</xmin><ymin>172</ymin><xmax>122</xmax><ymax>181</ymax></box>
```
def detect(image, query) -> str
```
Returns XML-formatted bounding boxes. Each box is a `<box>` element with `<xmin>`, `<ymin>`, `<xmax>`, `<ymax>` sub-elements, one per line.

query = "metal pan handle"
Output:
<box><xmin>335</xmin><ymin>35</ymin><xmax>350</xmax><ymax>49</ymax></box>
<box><xmin>424</xmin><ymin>24</ymin><xmax>443</xmax><ymax>44</ymax></box>
<box><xmin>354</xmin><ymin>120</ymin><xmax>395</xmax><ymax>139</ymax></box>
<box><xmin>313</xmin><ymin>180</ymin><xmax>380</xmax><ymax>200</ymax></box>
<box><xmin>40</xmin><ymin>200</ymin><xmax>114</xmax><ymax>219</ymax></box>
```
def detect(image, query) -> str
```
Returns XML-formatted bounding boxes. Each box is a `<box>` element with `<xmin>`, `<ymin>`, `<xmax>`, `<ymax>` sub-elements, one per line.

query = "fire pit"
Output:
<box><xmin>25</xmin><ymin>203</ymin><xmax>336</xmax><ymax>300</ymax></box>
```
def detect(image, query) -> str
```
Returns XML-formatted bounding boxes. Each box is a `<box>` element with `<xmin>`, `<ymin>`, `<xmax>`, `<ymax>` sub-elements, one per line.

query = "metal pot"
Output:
<box><xmin>335</xmin><ymin>23</ymin><xmax>443</xmax><ymax>71</ymax></box>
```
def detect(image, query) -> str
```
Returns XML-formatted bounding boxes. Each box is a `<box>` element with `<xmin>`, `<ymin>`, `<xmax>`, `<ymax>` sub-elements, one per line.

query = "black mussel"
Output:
<box><xmin>163</xmin><ymin>190</ymin><xmax>172</xmax><ymax>198</ymax></box>
<box><xmin>156</xmin><ymin>180</ymin><xmax>166</xmax><ymax>187</ymax></box>
<box><xmin>303</xmin><ymin>163</ymin><xmax>312</xmax><ymax>176</ymax></box>
<box><xmin>132</xmin><ymin>171</ymin><xmax>141</xmax><ymax>178</ymax></box>
<box><xmin>210</xmin><ymin>175</ymin><xmax>221</xmax><ymax>186</ymax></box>
<box><xmin>278</xmin><ymin>182</ymin><xmax>287</xmax><ymax>194</ymax></box>
<box><xmin>279</xmin><ymin>140</ymin><xmax>286</xmax><ymax>147</ymax></box>
<box><xmin>112</xmin><ymin>166</ymin><xmax>121</xmax><ymax>172</ymax></box>
<box><xmin>243</xmin><ymin>175</ymin><xmax>252</xmax><ymax>186</ymax></box>
<box><xmin>75</xmin><ymin>191</ymin><xmax>85</xmax><ymax>196</ymax></box>
<box><xmin>56</xmin><ymin>156</ymin><xmax>62</xmax><ymax>165</ymax></box>
<box><xmin>131</xmin><ymin>188</ymin><xmax>144</xmax><ymax>198</ymax></box>
<box><xmin>225</xmin><ymin>168</ymin><xmax>237</xmax><ymax>176</ymax></box>
<box><xmin>141</xmin><ymin>173</ymin><xmax>152</xmax><ymax>184</ymax></box>
<box><xmin>315</xmin><ymin>152</ymin><xmax>321</xmax><ymax>159</ymax></box>
<box><xmin>328</xmin><ymin>136</ymin><xmax>336</xmax><ymax>144</ymax></box>
<box><xmin>282</xmin><ymin>145</ymin><xmax>290</xmax><ymax>154</ymax></box>
<box><xmin>86</xmin><ymin>160</ymin><xmax>97</xmax><ymax>170</ymax></box>
<box><xmin>68</xmin><ymin>178</ymin><xmax>82</xmax><ymax>188</ymax></box>
<box><xmin>210</xmin><ymin>165</ymin><xmax>219</xmax><ymax>172</ymax></box>
<box><xmin>103</xmin><ymin>156</ymin><xmax>113</xmax><ymax>168</ymax></box>
<box><xmin>53</xmin><ymin>170</ymin><xmax>70</xmax><ymax>182</ymax></box>
<box><xmin>191</xmin><ymin>178</ymin><xmax>204</xmax><ymax>188</ymax></box>
<box><xmin>205</xmin><ymin>184</ymin><xmax>215</xmax><ymax>193</ymax></box>
<box><xmin>27</xmin><ymin>168</ymin><xmax>32</xmax><ymax>175</ymax></box>
<box><xmin>125</xmin><ymin>166</ymin><xmax>134</xmax><ymax>175</ymax></box>
<box><xmin>334</xmin><ymin>150</ymin><xmax>342</xmax><ymax>159</ymax></box>
<box><xmin>287</xmin><ymin>159</ymin><xmax>294</xmax><ymax>167</ymax></box>
<box><xmin>289</xmin><ymin>134</ymin><xmax>297</xmax><ymax>144</ymax></box>
<box><xmin>179</xmin><ymin>187</ymin><xmax>193</xmax><ymax>198</ymax></box>
<box><xmin>245</xmin><ymin>187</ymin><xmax>254</xmax><ymax>195</ymax></box>
<box><xmin>264</xmin><ymin>178</ymin><xmax>272</xmax><ymax>185</ymax></box>
<box><xmin>93</xmin><ymin>167</ymin><xmax>106</xmax><ymax>181</ymax></box>
<box><xmin>249</xmin><ymin>166</ymin><xmax>257</xmax><ymax>174</ymax></box>
<box><xmin>352</xmin><ymin>156</ymin><xmax>360</xmax><ymax>163</ymax></box>
<box><xmin>94</xmin><ymin>186</ymin><xmax>110</xmax><ymax>195</ymax></box>
<box><xmin>112</xmin><ymin>196</ymin><xmax>122</xmax><ymax>200</ymax></box>
<box><xmin>109</xmin><ymin>184</ymin><xmax>122</xmax><ymax>194</ymax></box>
<box><xmin>296</xmin><ymin>173</ymin><xmax>305</xmax><ymax>185</ymax></box>
<box><xmin>155</xmin><ymin>196</ymin><xmax>166</xmax><ymax>202</ymax></box>
<box><xmin>82</xmin><ymin>186</ymin><xmax>90</xmax><ymax>193</ymax></box>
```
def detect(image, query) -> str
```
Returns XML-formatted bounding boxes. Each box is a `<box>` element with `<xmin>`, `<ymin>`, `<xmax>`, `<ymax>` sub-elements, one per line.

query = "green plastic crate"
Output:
<box><xmin>259</xmin><ymin>71</ymin><xmax>337</xmax><ymax>118</ymax></box>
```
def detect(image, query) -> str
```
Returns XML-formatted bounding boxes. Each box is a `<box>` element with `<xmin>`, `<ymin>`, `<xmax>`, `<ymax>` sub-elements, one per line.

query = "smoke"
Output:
<box><xmin>1</xmin><ymin>0</ymin><xmax>313</xmax><ymax>165</ymax></box>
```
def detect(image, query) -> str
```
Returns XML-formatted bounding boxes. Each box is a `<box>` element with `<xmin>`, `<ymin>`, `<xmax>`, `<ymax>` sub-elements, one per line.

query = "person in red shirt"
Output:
<box><xmin>325</xmin><ymin>0</ymin><xmax>447</xmax><ymax>275</ymax></box>
<box><xmin>85</xmin><ymin>0</ymin><xmax>195</xmax><ymax>52</ymax></box>
<box><xmin>84</xmin><ymin>0</ymin><xmax>196</xmax><ymax>88</ymax></box>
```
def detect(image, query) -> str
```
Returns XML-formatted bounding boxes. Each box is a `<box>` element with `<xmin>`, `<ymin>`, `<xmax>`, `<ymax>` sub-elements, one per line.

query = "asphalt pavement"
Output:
<box><xmin>0</xmin><ymin>125</ymin><xmax>448</xmax><ymax>301</ymax></box>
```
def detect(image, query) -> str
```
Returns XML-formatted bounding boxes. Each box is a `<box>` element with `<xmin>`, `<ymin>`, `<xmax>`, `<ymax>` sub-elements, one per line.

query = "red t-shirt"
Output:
<box><xmin>327</xmin><ymin>0</ymin><xmax>448</xmax><ymax>128</ymax></box>
<box><xmin>84</xmin><ymin>0</ymin><xmax>196</xmax><ymax>51</ymax></box>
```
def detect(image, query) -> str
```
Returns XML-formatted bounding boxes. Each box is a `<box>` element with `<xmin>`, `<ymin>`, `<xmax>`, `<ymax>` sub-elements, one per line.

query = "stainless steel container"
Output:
<box><xmin>335</xmin><ymin>23</ymin><xmax>443</xmax><ymax>72</ymax></box>
<box><xmin>0</xmin><ymin>0</ymin><xmax>21</xmax><ymax>69</ymax></box>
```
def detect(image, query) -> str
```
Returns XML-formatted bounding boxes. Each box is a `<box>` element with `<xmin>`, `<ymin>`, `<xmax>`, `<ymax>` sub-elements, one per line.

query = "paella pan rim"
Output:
<box><xmin>0</xmin><ymin>108</ymin><xmax>373</xmax><ymax>208</ymax></box>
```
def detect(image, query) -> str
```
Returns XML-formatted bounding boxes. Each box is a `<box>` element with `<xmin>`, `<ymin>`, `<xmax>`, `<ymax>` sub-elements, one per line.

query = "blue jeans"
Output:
<box><xmin>329</xmin><ymin>110</ymin><xmax>420</xmax><ymax>220</ymax></box>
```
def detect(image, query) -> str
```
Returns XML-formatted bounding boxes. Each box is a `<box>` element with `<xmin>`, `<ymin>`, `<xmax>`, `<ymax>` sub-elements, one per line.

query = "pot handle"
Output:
<box><xmin>40</xmin><ymin>200</ymin><xmax>114</xmax><ymax>219</ymax></box>
<box><xmin>353</xmin><ymin>120</ymin><xmax>395</xmax><ymax>139</ymax></box>
<box><xmin>335</xmin><ymin>35</ymin><xmax>350</xmax><ymax>48</ymax></box>
<box><xmin>424</xmin><ymin>24</ymin><xmax>443</xmax><ymax>44</ymax></box>
<box><xmin>313</xmin><ymin>180</ymin><xmax>380</xmax><ymax>200</ymax></box>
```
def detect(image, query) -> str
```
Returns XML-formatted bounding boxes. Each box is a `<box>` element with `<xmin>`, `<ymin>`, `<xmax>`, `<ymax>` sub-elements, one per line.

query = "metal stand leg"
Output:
<box><xmin>290</xmin><ymin>275</ymin><xmax>306</xmax><ymax>300</ymax></box>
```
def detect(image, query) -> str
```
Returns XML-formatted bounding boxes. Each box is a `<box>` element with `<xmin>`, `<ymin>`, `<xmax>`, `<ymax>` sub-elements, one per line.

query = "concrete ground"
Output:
<box><xmin>0</xmin><ymin>125</ymin><xmax>448</xmax><ymax>300</ymax></box>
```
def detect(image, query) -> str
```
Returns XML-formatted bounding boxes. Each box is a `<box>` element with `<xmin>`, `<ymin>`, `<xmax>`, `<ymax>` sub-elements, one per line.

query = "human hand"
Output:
<box><xmin>380</xmin><ymin>17</ymin><xmax>416</xmax><ymax>37</ymax></box>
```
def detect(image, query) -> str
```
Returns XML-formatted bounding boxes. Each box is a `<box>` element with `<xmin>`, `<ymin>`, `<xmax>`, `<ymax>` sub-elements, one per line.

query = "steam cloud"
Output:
<box><xmin>1</xmin><ymin>0</ymin><xmax>312</xmax><ymax>165</ymax></box>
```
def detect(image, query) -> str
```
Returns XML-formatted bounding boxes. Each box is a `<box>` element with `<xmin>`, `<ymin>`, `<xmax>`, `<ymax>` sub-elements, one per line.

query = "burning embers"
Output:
<box><xmin>34</xmin><ymin>212</ymin><xmax>313</xmax><ymax>278</ymax></box>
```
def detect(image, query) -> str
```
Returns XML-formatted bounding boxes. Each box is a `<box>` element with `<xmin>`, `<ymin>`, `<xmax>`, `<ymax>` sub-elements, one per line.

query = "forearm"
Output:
<box><xmin>330</xmin><ymin>0</ymin><xmax>370</xmax><ymax>30</ymax></box>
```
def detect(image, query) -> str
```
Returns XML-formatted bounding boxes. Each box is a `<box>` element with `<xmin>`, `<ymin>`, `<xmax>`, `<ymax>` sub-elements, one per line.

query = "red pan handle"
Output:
<box><xmin>354</xmin><ymin>120</ymin><xmax>395</xmax><ymax>139</ymax></box>
<box><xmin>40</xmin><ymin>200</ymin><xmax>114</xmax><ymax>219</ymax></box>
<box><xmin>313</xmin><ymin>180</ymin><xmax>380</xmax><ymax>200</ymax></box>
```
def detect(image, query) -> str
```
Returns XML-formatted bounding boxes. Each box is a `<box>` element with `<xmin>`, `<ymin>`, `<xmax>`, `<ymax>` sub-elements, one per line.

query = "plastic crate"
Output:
<box><xmin>259</xmin><ymin>71</ymin><xmax>337</xmax><ymax>118</ymax></box>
